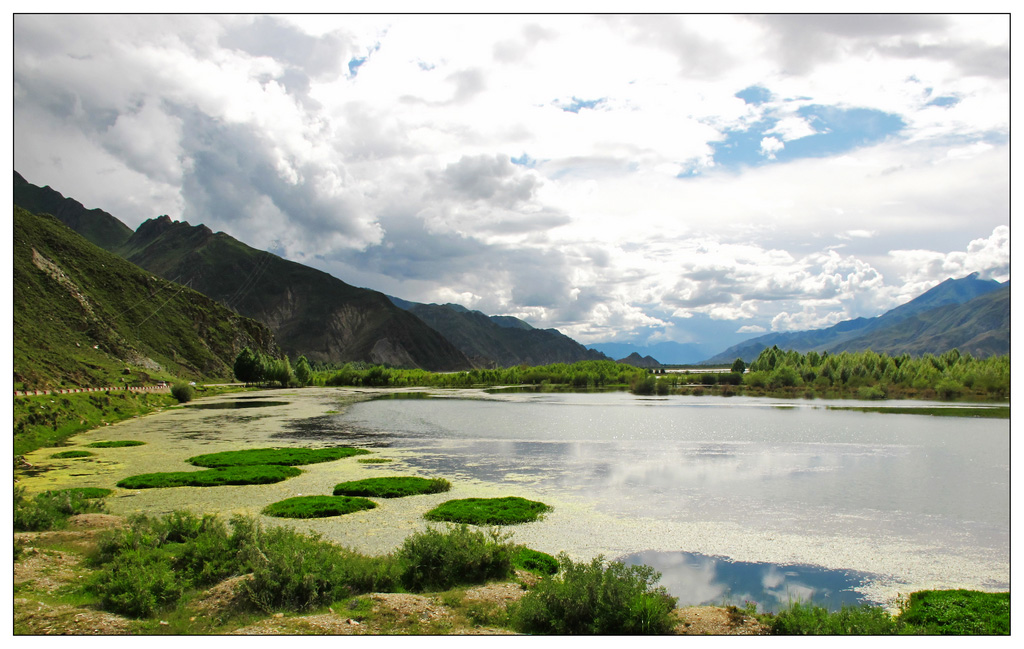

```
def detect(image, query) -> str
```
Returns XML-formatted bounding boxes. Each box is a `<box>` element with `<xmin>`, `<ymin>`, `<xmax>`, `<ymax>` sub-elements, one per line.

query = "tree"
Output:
<box><xmin>730</xmin><ymin>358</ymin><xmax>746</xmax><ymax>374</ymax></box>
<box><xmin>294</xmin><ymin>355</ymin><xmax>312</xmax><ymax>386</ymax></box>
<box><xmin>233</xmin><ymin>348</ymin><xmax>262</xmax><ymax>385</ymax></box>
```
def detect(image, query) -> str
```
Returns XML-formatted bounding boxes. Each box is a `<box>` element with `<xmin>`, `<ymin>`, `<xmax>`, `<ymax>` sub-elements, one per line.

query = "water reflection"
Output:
<box><xmin>619</xmin><ymin>550</ymin><xmax>873</xmax><ymax>612</ymax></box>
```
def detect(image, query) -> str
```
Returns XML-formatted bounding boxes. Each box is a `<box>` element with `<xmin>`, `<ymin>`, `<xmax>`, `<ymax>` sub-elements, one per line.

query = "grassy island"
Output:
<box><xmin>424</xmin><ymin>496</ymin><xmax>552</xmax><ymax>525</ymax></box>
<box><xmin>262</xmin><ymin>495</ymin><xmax>377</xmax><ymax>518</ymax></box>
<box><xmin>333</xmin><ymin>476</ymin><xmax>452</xmax><ymax>498</ymax></box>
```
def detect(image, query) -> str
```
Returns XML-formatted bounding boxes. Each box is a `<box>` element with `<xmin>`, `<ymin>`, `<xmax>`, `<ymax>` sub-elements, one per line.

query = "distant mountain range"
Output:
<box><xmin>13</xmin><ymin>206</ymin><xmax>280</xmax><ymax>389</ymax></box>
<box><xmin>703</xmin><ymin>273</ymin><xmax>1008</xmax><ymax>363</ymax></box>
<box><xmin>387</xmin><ymin>299</ymin><xmax>610</xmax><ymax>367</ymax></box>
<box><xmin>587</xmin><ymin>341</ymin><xmax>709</xmax><ymax>365</ymax></box>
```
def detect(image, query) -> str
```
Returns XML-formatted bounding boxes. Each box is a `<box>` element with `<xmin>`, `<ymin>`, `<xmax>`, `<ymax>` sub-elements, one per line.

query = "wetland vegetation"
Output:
<box><xmin>333</xmin><ymin>477</ymin><xmax>452</xmax><ymax>498</ymax></box>
<box><xmin>424</xmin><ymin>497</ymin><xmax>553</xmax><ymax>525</ymax></box>
<box><xmin>262</xmin><ymin>495</ymin><xmax>378</xmax><ymax>519</ymax></box>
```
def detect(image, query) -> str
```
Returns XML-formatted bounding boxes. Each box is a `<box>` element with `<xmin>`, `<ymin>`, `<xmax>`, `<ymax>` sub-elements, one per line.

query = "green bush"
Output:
<box><xmin>116</xmin><ymin>465</ymin><xmax>302</xmax><ymax>489</ymax></box>
<box><xmin>42</xmin><ymin>487</ymin><xmax>112</xmax><ymax>499</ymax></box>
<box><xmin>262</xmin><ymin>495</ymin><xmax>377</xmax><ymax>518</ymax></box>
<box><xmin>90</xmin><ymin>547</ymin><xmax>186</xmax><ymax>617</ymax></box>
<box><xmin>510</xmin><ymin>553</ymin><xmax>678</xmax><ymax>634</ymax></box>
<box><xmin>770</xmin><ymin>601</ymin><xmax>898</xmax><ymax>635</ymax></box>
<box><xmin>424</xmin><ymin>497</ymin><xmax>551</xmax><ymax>525</ymax></box>
<box><xmin>333</xmin><ymin>476</ymin><xmax>452</xmax><ymax>498</ymax></box>
<box><xmin>188</xmin><ymin>446</ymin><xmax>369</xmax><ymax>468</ymax></box>
<box><xmin>171</xmin><ymin>383</ymin><xmax>195</xmax><ymax>403</ymax></box>
<box><xmin>396</xmin><ymin>524</ymin><xmax>515</xmax><ymax>592</ymax></box>
<box><xmin>14</xmin><ymin>485</ymin><xmax>107</xmax><ymax>531</ymax></box>
<box><xmin>513</xmin><ymin>547</ymin><xmax>559</xmax><ymax>575</ymax></box>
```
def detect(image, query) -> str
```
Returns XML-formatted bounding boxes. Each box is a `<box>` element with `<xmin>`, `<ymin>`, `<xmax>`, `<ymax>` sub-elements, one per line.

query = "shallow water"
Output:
<box><xmin>19</xmin><ymin>387</ymin><xmax>1008</xmax><ymax>610</ymax></box>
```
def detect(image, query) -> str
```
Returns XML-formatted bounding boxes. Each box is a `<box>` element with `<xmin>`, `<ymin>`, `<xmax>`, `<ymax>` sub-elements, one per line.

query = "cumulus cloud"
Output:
<box><xmin>12</xmin><ymin>14</ymin><xmax>1009</xmax><ymax>353</ymax></box>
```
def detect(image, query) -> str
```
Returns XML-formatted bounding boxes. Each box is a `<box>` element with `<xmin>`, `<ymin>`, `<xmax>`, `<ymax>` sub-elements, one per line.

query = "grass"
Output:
<box><xmin>188</xmin><ymin>446</ymin><xmax>370</xmax><ymax>468</ymax></box>
<box><xmin>357</xmin><ymin>457</ymin><xmax>392</xmax><ymax>464</ymax></box>
<box><xmin>116</xmin><ymin>465</ymin><xmax>302</xmax><ymax>489</ymax></box>
<box><xmin>50</xmin><ymin>450</ymin><xmax>95</xmax><ymax>459</ymax></box>
<box><xmin>513</xmin><ymin>547</ymin><xmax>559</xmax><ymax>575</ymax></box>
<box><xmin>424</xmin><ymin>497</ymin><xmax>552</xmax><ymax>525</ymax></box>
<box><xmin>332</xmin><ymin>476</ymin><xmax>452</xmax><ymax>498</ymax></box>
<box><xmin>42</xmin><ymin>487</ymin><xmax>113</xmax><ymax>499</ymax></box>
<box><xmin>14</xmin><ymin>485</ymin><xmax>108</xmax><ymax>531</ymax></box>
<box><xmin>826</xmin><ymin>405</ymin><xmax>1010</xmax><ymax>419</ymax></box>
<box><xmin>262</xmin><ymin>496</ymin><xmax>377</xmax><ymax>518</ymax></box>
<box><xmin>87</xmin><ymin>440</ymin><xmax>147</xmax><ymax>448</ymax></box>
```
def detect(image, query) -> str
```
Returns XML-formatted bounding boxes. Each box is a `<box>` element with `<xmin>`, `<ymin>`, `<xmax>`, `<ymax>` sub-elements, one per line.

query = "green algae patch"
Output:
<box><xmin>50</xmin><ymin>450</ymin><xmax>95</xmax><ymax>459</ymax></box>
<box><xmin>262</xmin><ymin>495</ymin><xmax>377</xmax><ymax>519</ymax></box>
<box><xmin>358</xmin><ymin>458</ymin><xmax>393</xmax><ymax>464</ymax></box>
<box><xmin>187</xmin><ymin>446</ymin><xmax>369</xmax><ymax>468</ymax></box>
<box><xmin>87</xmin><ymin>440</ymin><xmax>146</xmax><ymax>448</ymax></box>
<box><xmin>117</xmin><ymin>465</ymin><xmax>302</xmax><ymax>489</ymax></box>
<box><xmin>333</xmin><ymin>477</ymin><xmax>452</xmax><ymax>498</ymax></box>
<box><xmin>424</xmin><ymin>497</ymin><xmax>552</xmax><ymax>525</ymax></box>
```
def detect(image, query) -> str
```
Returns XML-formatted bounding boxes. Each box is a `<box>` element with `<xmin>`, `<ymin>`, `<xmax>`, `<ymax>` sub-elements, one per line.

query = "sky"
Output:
<box><xmin>11</xmin><ymin>11</ymin><xmax>1011</xmax><ymax>357</ymax></box>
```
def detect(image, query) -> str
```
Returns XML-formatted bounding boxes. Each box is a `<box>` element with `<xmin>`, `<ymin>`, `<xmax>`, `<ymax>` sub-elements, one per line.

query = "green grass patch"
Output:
<box><xmin>50</xmin><ymin>450</ymin><xmax>95</xmax><ymax>459</ymax></box>
<box><xmin>513</xmin><ymin>547</ymin><xmax>559</xmax><ymax>576</ymax></box>
<box><xmin>42</xmin><ymin>487</ymin><xmax>113</xmax><ymax>499</ymax></box>
<box><xmin>262</xmin><ymin>495</ymin><xmax>377</xmax><ymax>518</ymax></box>
<box><xmin>424</xmin><ymin>496</ymin><xmax>552</xmax><ymax>525</ymax></box>
<box><xmin>898</xmin><ymin>589</ymin><xmax>1009</xmax><ymax>635</ymax></box>
<box><xmin>187</xmin><ymin>446</ymin><xmax>369</xmax><ymax>468</ymax></box>
<box><xmin>358</xmin><ymin>457</ymin><xmax>393</xmax><ymax>464</ymax></box>
<box><xmin>333</xmin><ymin>477</ymin><xmax>452</xmax><ymax>498</ymax></box>
<box><xmin>116</xmin><ymin>465</ymin><xmax>302</xmax><ymax>489</ymax></box>
<box><xmin>87</xmin><ymin>440</ymin><xmax>147</xmax><ymax>448</ymax></box>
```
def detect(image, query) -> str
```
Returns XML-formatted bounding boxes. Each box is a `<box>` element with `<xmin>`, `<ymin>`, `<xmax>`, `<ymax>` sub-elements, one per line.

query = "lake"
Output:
<box><xmin>285</xmin><ymin>389</ymin><xmax>1009</xmax><ymax>610</ymax></box>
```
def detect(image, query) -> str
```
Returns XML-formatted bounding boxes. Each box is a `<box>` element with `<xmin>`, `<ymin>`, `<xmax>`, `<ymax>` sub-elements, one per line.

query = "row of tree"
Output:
<box><xmin>232</xmin><ymin>348</ymin><xmax>311</xmax><ymax>387</ymax></box>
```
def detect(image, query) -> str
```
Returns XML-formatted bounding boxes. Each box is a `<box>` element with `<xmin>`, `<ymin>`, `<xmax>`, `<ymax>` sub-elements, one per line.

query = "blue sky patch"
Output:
<box><xmin>556</xmin><ymin>96</ymin><xmax>606</xmax><ymax>113</ymax></box>
<box><xmin>348</xmin><ymin>57</ymin><xmax>367</xmax><ymax>76</ymax></box>
<box><xmin>511</xmin><ymin>153</ymin><xmax>537</xmax><ymax>168</ymax></box>
<box><xmin>708</xmin><ymin>104</ymin><xmax>905</xmax><ymax>170</ymax></box>
<box><xmin>927</xmin><ymin>96</ymin><xmax>960</xmax><ymax>108</ymax></box>
<box><xmin>735</xmin><ymin>85</ymin><xmax>772</xmax><ymax>105</ymax></box>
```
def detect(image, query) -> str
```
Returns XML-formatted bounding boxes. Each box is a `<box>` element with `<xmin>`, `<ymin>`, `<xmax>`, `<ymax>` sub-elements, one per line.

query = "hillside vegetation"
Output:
<box><xmin>13</xmin><ymin>206</ymin><xmax>280</xmax><ymax>390</ymax></box>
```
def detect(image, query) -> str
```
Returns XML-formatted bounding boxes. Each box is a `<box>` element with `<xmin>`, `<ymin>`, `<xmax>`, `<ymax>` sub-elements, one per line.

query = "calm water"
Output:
<box><xmin>283</xmin><ymin>391</ymin><xmax>1009</xmax><ymax>608</ymax></box>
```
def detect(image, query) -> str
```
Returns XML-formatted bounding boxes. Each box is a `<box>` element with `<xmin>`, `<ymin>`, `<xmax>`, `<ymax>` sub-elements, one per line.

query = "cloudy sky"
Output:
<box><xmin>12</xmin><ymin>13</ymin><xmax>1010</xmax><ymax>357</ymax></box>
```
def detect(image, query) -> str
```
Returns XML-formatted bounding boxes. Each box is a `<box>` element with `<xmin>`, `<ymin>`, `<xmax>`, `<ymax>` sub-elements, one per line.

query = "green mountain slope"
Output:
<box><xmin>117</xmin><ymin>216</ymin><xmax>472</xmax><ymax>370</ymax></box>
<box><xmin>704</xmin><ymin>273</ymin><xmax>1007</xmax><ymax>362</ymax></box>
<box><xmin>398</xmin><ymin>301</ymin><xmax>610</xmax><ymax>367</ymax></box>
<box><xmin>13</xmin><ymin>206</ymin><xmax>281</xmax><ymax>390</ymax></box>
<box><xmin>829</xmin><ymin>284</ymin><xmax>1009</xmax><ymax>358</ymax></box>
<box><xmin>14</xmin><ymin>171</ymin><xmax>134</xmax><ymax>252</ymax></box>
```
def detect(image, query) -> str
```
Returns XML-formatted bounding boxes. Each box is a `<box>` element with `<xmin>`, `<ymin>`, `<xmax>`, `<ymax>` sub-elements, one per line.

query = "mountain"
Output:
<box><xmin>703</xmin><ymin>273</ymin><xmax>1007</xmax><ymax>362</ymax></box>
<box><xmin>829</xmin><ymin>284</ymin><xmax>1009</xmax><ymax>358</ymax></box>
<box><xmin>14</xmin><ymin>171</ymin><xmax>134</xmax><ymax>252</ymax></box>
<box><xmin>587</xmin><ymin>341</ymin><xmax>709</xmax><ymax>365</ymax></box>
<box><xmin>616</xmin><ymin>352</ymin><xmax>662</xmax><ymax>369</ymax></box>
<box><xmin>13</xmin><ymin>206</ymin><xmax>281</xmax><ymax>390</ymax></box>
<box><xmin>116</xmin><ymin>216</ymin><xmax>472</xmax><ymax>370</ymax></box>
<box><xmin>389</xmin><ymin>300</ymin><xmax>611</xmax><ymax>367</ymax></box>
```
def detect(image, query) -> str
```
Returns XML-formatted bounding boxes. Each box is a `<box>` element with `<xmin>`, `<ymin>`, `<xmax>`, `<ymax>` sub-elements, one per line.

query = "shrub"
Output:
<box><xmin>188</xmin><ymin>446</ymin><xmax>369</xmax><ymax>468</ymax></box>
<box><xmin>424</xmin><ymin>497</ymin><xmax>552</xmax><ymax>525</ymax></box>
<box><xmin>90</xmin><ymin>547</ymin><xmax>186</xmax><ymax>617</ymax></box>
<box><xmin>770</xmin><ymin>601</ymin><xmax>898</xmax><ymax>635</ymax></box>
<box><xmin>14</xmin><ymin>485</ymin><xmax>107</xmax><ymax>531</ymax></box>
<box><xmin>629</xmin><ymin>375</ymin><xmax>657</xmax><ymax>395</ymax></box>
<box><xmin>171</xmin><ymin>383</ymin><xmax>195</xmax><ymax>403</ymax></box>
<box><xmin>333</xmin><ymin>476</ymin><xmax>452</xmax><ymax>498</ymax></box>
<box><xmin>513</xmin><ymin>547</ymin><xmax>559</xmax><ymax>575</ymax></box>
<box><xmin>262</xmin><ymin>495</ymin><xmax>377</xmax><ymax>518</ymax></box>
<box><xmin>396</xmin><ymin>524</ymin><xmax>515</xmax><ymax>592</ymax></box>
<box><xmin>116</xmin><ymin>465</ymin><xmax>302</xmax><ymax>489</ymax></box>
<box><xmin>510</xmin><ymin>553</ymin><xmax>678</xmax><ymax>634</ymax></box>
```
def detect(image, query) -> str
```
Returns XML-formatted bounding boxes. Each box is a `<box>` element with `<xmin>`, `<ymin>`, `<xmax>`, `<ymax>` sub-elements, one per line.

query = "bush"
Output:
<box><xmin>770</xmin><ymin>601</ymin><xmax>898</xmax><ymax>635</ymax></box>
<box><xmin>424</xmin><ymin>496</ymin><xmax>552</xmax><ymax>525</ymax></box>
<box><xmin>396</xmin><ymin>524</ymin><xmax>515</xmax><ymax>592</ymax></box>
<box><xmin>262</xmin><ymin>495</ymin><xmax>377</xmax><ymax>518</ymax></box>
<box><xmin>14</xmin><ymin>485</ymin><xmax>107</xmax><ymax>531</ymax></box>
<box><xmin>171</xmin><ymin>383</ymin><xmax>195</xmax><ymax>403</ymax></box>
<box><xmin>90</xmin><ymin>547</ymin><xmax>186</xmax><ymax>617</ymax></box>
<box><xmin>333</xmin><ymin>476</ymin><xmax>452</xmax><ymax>498</ymax></box>
<box><xmin>510</xmin><ymin>553</ymin><xmax>678</xmax><ymax>634</ymax></box>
